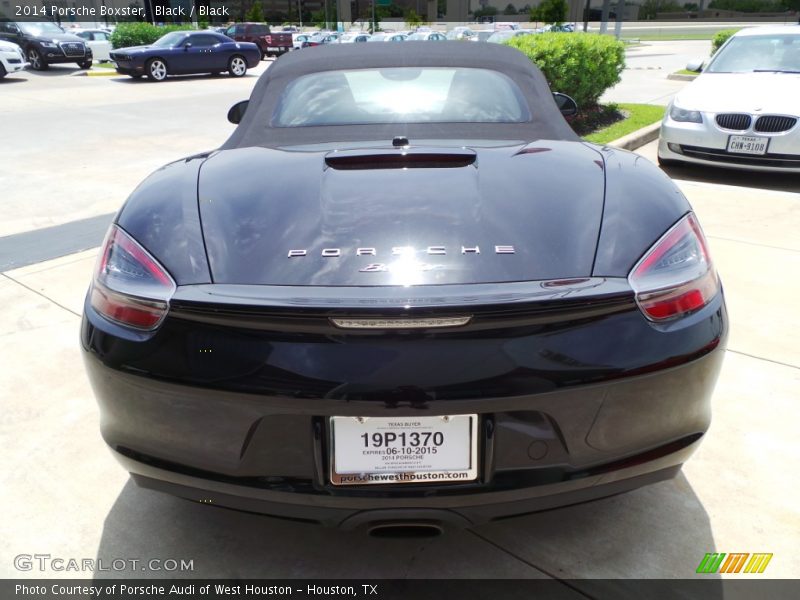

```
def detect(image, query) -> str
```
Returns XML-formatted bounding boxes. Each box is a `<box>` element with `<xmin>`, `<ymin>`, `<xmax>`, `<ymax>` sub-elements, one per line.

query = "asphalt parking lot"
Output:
<box><xmin>1</xmin><ymin>46</ymin><xmax>798</xmax><ymax>584</ymax></box>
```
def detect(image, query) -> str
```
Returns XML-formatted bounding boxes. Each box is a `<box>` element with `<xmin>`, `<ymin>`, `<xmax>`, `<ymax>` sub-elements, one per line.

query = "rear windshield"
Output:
<box><xmin>272</xmin><ymin>67</ymin><xmax>531</xmax><ymax>127</ymax></box>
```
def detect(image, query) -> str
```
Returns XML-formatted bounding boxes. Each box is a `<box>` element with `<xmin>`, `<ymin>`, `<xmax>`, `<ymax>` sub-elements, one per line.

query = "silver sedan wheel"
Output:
<box><xmin>229</xmin><ymin>56</ymin><xmax>247</xmax><ymax>77</ymax></box>
<box><xmin>148</xmin><ymin>59</ymin><xmax>167</xmax><ymax>81</ymax></box>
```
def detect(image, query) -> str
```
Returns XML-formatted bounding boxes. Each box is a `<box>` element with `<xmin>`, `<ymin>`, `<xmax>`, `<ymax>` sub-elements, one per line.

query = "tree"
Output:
<box><xmin>473</xmin><ymin>6</ymin><xmax>499</xmax><ymax>18</ymax></box>
<box><xmin>532</xmin><ymin>0</ymin><xmax>568</xmax><ymax>23</ymax></box>
<box><xmin>503</xmin><ymin>3</ymin><xmax>518</xmax><ymax>13</ymax></box>
<box><xmin>310</xmin><ymin>9</ymin><xmax>326</xmax><ymax>27</ymax></box>
<box><xmin>246</xmin><ymin>1</ymin><xmax>265</xmax><ymax>23</ymax></box>
<box><xmin>405</xmin><ymin>9</ymin><xmax>423</xmax><ymax>27</ymax></box>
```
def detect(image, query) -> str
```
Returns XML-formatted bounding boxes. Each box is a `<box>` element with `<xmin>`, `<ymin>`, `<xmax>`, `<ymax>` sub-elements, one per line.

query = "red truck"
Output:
<box><xmin>224</xmin><ymin>23</ymin><xmax>293</xmax><ymax>59</ymax></box>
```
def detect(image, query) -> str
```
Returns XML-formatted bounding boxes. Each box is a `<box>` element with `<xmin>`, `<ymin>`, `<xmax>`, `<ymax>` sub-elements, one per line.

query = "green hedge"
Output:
<box><xmin>506</xmin><ymin>33</ymin><xmax>626</xmax><ymax>109</ymax></box>
<box><xmin>109</xmin><ymin>23</ymin><xmax>196</xmax><ymax>49</ymax></box>
<box><xmin>711</xmin><ymin>29</ymin><xmax>739</xmax><ymax>55</ymax></box>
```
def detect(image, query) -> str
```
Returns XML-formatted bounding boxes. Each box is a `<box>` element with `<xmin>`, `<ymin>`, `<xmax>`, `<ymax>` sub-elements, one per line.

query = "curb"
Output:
<box><xmin>608</xmin><ymin>122</ymin><xmax>662</xmax><ymax>151</ymax></box>
<box><xmin>86</xmin><ymin>70</ymin><xmax>119</xmax><ymax>77</ymax></box>
<box><xmin>667</xmin><ymin>73</ymin><xmax>697</xmax><ymax>81</ymax></box>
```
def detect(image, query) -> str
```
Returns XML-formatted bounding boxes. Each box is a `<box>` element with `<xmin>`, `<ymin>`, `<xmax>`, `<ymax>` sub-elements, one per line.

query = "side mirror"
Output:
<box><xmin>227</xmin><ymin>100</ymin><xmax>249</xmax><ymax>124</ymax></box>
<box><xmin>184</xmin><ymin>42</ymin><xmax>192</xmax><ymax>51</ymax></box>
<box><xmin>553</xmin><ymin>92</ymin><xmax>578</xmax><ymax>117</ymax></box>
<box><xmin>686</xmin><ymin>59</ymin><xmax>704</xmax><ymax>72</ymax></box>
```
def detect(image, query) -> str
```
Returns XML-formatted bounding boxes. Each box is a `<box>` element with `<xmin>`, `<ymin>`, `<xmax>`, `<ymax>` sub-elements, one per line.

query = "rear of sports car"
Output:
<box><xmin>81</xmin><ymin>140</ymin><xmax>727</xmax><ymax>530</ymax></box>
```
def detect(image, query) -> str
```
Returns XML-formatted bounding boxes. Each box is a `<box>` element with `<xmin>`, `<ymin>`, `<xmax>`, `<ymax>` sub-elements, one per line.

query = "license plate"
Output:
<box><xmin>267</xmin><ymin>47</ymin><xmax>279</xmax><ymax>51</ymax></box>
<box><xmin>727</xmin><ymin>135</ymin><xmax>768</xmax><ymax>155</ymax></box>
<box><xmin>330</xmin><ymin>415</ymin><xmax>478</xmax><ymax>485</ymax></box>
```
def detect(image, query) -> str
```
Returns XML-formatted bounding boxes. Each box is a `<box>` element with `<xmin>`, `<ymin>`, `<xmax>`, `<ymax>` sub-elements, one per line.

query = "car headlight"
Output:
<box><xmin>670</xmin><ymin>104</ymin><xmax>703</xmax><ymax>123</ymax></box>
<box><xmin>40</xmin><ymin>40</ymin><xmax>58</xmax><ymax>48</ymax></box>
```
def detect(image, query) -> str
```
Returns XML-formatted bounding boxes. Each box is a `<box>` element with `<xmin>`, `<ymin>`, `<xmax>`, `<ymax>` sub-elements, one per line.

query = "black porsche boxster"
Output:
<box><xmin>82</xmin><ymin>43</ymin><xmax>727</xmax><ymax>533</ymax></box>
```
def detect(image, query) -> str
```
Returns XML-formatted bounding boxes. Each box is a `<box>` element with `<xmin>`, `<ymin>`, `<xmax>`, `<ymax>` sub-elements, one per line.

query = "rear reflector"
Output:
<box><xmin>629</xmin><ymin>213</ymin><xmax>719</xmax><ymax>322</ymax></box>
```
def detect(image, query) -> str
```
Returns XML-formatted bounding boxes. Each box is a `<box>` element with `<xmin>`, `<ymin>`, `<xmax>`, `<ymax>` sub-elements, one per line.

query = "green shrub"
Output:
<box><xmin>711</xmin><ymin>29</ymin><xmax>740</xmax><ymax>55</ymax></box>
<box><xmin>506</xmin><ymin>33</ymin><xmax>626</xmax><ymax>109</ymax></box>
<box><xmin>109</xmin><ymin>23</ymin><xmax>195</xmax><ymax>49</ymax></box>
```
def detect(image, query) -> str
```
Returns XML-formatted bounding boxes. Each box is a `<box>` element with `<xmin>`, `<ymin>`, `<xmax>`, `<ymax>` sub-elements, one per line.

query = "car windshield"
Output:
<box><xmin>19</xmin><ymin>22</ymin><xmax>64</xmax><ymax>36</ymax></box>
<box><xmin>152</xmin><ymin>32</ymin><xmax>189</xmax><ymax>48</ymax></box>
<box><xmin>406</xmin><ymin>33</ymin><xmax>428</xmax><ymax>40</ymax></box>
<box><xmin>273</xmin><ymin>67</ymin><xmax>530</xmax><ymax>127</ymax></box>
<box><xmin>706</xmin><ymin>34</ymin><xmax>800</xmax><ymax>73</ymax></box>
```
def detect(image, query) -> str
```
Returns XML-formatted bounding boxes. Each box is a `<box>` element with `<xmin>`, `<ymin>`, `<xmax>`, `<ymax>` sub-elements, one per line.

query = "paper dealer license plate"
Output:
<box><xmin>330</xmin><ymin>415</ymin><xmax>478</xmax><ymax>486</ymax></box>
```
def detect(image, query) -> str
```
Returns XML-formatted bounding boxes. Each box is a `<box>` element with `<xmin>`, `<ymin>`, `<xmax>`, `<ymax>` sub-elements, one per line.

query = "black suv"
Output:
<box><xmin>0</xmin><ymin>21</ymin><xmax>92</xmax><ymax>70</ymax></box>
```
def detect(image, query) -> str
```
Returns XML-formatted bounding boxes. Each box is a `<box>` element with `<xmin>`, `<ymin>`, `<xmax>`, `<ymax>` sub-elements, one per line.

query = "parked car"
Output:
<box><xmin>0</xmin><ymin>38</ymin><xmax>27</xmax><ymax>78</ymax></box>
<box><xmin>494</xmin><ymin>22</ymin><xmax>520</xmax><ymax>31</ymax></box>
<box><xmin>71</xmin><ymin>29</ymin><xmax>112</xmax><ymax>63</ymax></box>
<box><xmin>470</xmin><ymin>30</ymin><xmax>495</xmax><ymax>43</ymax></box>
<box><xmin>301</xmin><ymin>32</ymin><xmax>340</xmax><ymax>47</ymax></box>
<box><xmin>337</xmin><ymin>33</ymin><xmax>371</xmax><ymax>43</ymax></box>
<box><xmin>539</xmin><ymin>23</ymin><xmax>575</xmax><ymax>33</ymax></box>
<box><xmin>406</xmin><ymin>31</ymin><xmax>447</xmax><ymax>41</ymax></box>
<box><xmin>658</xmin><ymin>25</ymin><xmax>800</xmax><ymax>172</ymax></box>
<box><xmin>0</xmin><ymin>20</ymin><xmax>93</xmax><ymax>70</ymax></box>
<box><xmin>446</xmin><ymin>27</ymin><xmax>475</xmax><ymax>40</ymax></box>
<box><xmin>83</xmin><ymin>43</ymin><xmax>726</xmax><ymax>531</ymax></box>
<box><xmin>110</xmin><ymin>31</ymin><xmax>260</xmax><ymax>82</ymax></box>
<box><xmin>224</xmin><ymin>22</ymin><xmax>293</xmax><ymax>58</ymax></box>
<box><xmin>367</xmin><ymin>32</ymin><xmax>408</xmax><ymax>42</ymax></box>
<box><xmin>293</xmin><ymin>33</ymin><xmax>310</xmax><ymax>49</ymax></box>
<box><xmin>487</xmin><ymin>30</ymin><xmax>535</xmax><ymax>44</ymax></box>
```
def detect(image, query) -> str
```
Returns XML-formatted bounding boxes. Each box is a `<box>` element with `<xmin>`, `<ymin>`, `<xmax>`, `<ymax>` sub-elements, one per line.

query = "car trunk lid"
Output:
<box><xmin>197</xmin><ymin>141</ymin><xmax>606</xmax><ymax>286</ymax></box>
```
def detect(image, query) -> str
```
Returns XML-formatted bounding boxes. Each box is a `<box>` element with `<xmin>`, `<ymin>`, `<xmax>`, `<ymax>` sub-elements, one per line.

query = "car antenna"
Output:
<box><xmin>392</xmin><ymin>136</ymin><xmax>409</xmax><ymax>148</ymax></box>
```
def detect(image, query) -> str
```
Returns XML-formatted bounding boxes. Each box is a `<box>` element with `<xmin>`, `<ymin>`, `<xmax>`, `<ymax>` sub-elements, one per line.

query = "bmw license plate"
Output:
<box><xmin>727</xmin><ymin>135</ymin><xmax>768</xmax><ymax>155</ymax></box>
<box><xmin>330</xmin><ymin>415</ymin><xmax>478</xmax><ymax>485</ymax></box>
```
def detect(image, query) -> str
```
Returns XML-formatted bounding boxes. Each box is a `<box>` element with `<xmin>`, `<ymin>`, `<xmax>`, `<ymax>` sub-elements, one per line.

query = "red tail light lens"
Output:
<box><xmin>90</xmin><ymin>225</ymin><xmax>176</xmax><ymax>330</ymax></box>
<box><xmin>629</xmin><ymin>213</ymin><xmax>719</xmax><ymax>322</ymax></box>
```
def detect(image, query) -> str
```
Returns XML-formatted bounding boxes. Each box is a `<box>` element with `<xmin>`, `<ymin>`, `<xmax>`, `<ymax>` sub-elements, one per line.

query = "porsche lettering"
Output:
<box><xmin>287</xmin><ymin>245</ymin><xmax>516</xmax><ymax>258</ymax></box>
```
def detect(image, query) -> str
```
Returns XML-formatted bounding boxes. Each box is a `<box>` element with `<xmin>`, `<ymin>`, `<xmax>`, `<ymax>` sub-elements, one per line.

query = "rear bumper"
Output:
<box><xmin>125</xmin><ymin>453</ymin><xmax>687</xmax><ymax>529</ymax></box>
<box><xmin>82</xmin><ymin>279</ymin><xmax>727</xmax><ymax>527</ymax></box>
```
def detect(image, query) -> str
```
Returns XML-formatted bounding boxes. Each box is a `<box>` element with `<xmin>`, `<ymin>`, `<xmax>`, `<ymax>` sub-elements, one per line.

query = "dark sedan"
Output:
<box><xmin>110</xmin><ymin>31</ymin><xmax>260</xmax><ymax>81</ymax></box>
<box><xmin>82</xmin><ymin>43</ymin><xmax>727</xmax><ymax>534</ymax></box>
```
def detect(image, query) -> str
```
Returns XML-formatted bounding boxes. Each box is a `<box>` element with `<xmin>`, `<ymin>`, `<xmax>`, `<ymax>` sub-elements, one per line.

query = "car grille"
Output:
<box><xmin>680</xmin><ymin>145</ymin><xmax>800</xmax><ymax>169</ymax></box>
<box><xmin>60</xmin><ymin>42</ymin><xmax>85</xmax><ymax>57</ymax></box>
<box><xmin>715</xmin><ymin>113</ymin><xmax>751</xmax><ymax>131</ymax></box>
<box><xmin>8</xmin><ymin>58</ymin><xmax>21</xmax><ymax>64</ymax></box>
<box><xmin>754</xmin><ymin>115</ymin><xmax>797</xmax><ymax>133</ymax></box>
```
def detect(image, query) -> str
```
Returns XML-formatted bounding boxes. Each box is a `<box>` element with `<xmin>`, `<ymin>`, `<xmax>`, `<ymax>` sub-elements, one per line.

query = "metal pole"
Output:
<box><xmin>372</xmin><ymin>0</ymin><xmax>375</xmax><ymax>33</ymax></box>
<box><xmin>583</xmin><ymin>0</ymin><xmax>590</xmax><ymax>32</ymax></box>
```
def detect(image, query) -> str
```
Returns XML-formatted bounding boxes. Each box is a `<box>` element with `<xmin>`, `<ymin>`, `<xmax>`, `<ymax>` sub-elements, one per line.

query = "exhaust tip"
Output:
<box><xmin>367</xmin><ymin>521</ymin><xmax>444</xmax><ymax>538</ymax></box>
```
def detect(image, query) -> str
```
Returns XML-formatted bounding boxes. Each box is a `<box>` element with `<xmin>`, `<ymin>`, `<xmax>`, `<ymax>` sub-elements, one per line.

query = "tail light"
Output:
<box><xmin>90</xmin><ymin>225</ymin><xmax>175</xmax><ymax>330</ymax></box>
<box><xmin>628</xmin><ymin>213</ymin><xmax>719</xmax><ymax>321</ymax></box>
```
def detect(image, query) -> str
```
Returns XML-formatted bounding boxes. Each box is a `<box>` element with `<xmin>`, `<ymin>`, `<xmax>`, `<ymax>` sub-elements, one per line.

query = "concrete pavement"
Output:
<box><xmin>602</xmin><ymin>40</ymin><xmax>711</xmax><ymax>106</ymax></box>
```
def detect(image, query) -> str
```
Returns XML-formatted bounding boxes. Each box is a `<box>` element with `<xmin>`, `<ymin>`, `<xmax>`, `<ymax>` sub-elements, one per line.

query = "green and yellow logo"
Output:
<box><xmin>696</xmin><ymin>553</ymin><xmax>773</xmax><ymax>574</ymax></box>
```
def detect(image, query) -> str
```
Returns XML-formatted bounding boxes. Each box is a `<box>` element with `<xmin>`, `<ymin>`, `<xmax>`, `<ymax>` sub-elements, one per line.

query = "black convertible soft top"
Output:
<box><xmin>221</xmin><ymin>41</ymin><xmax>579</xmax><ymax>149</ymax></box>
